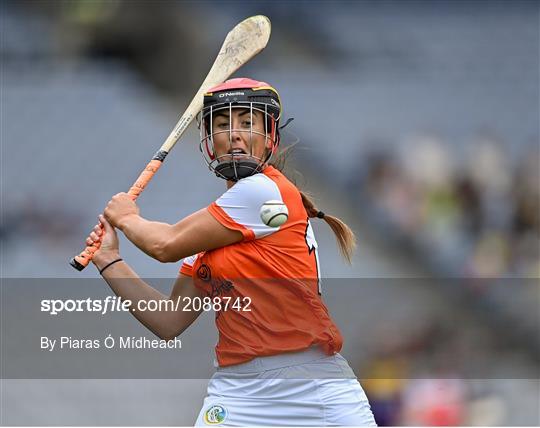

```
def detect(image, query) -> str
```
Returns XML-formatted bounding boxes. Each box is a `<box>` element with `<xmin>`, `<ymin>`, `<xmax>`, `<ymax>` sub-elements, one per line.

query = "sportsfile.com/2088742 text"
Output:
<box><xmin>40</xmin><ymin>296</ymin><xmax>251</xmax><ymax>315</ymax></box>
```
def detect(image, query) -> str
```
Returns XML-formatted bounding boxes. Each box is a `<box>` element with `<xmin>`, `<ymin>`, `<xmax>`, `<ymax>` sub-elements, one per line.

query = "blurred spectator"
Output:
<box><xmin>361</xmin><ymin>325</ymin><xmax>411</xmax><ymax>426</ymax></box>
<box><xmin>1</xmin><ymin>195</ymin><xmax>80</xmax><ymax>246</ymax></box>
<box><xmin>355</xmin><ymin>133</ymin><xmax>539</xmax><ymax>278</ymax></box>
<box><xmin>468</xmin><ymin>230</ymin><xmax>510</xmax><ymax>277</ymax></box>
<box><xmin>399</xmin><ymin>378</ymin><xmax>467</xmax><ymax>426</ymax></box>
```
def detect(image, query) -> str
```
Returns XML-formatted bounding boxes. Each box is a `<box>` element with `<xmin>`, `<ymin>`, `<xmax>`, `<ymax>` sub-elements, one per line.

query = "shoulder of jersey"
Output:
<box><xmin>230</xmin><ymin>172</ymin><xmax>282</xmax><ymax>201</ymax></box>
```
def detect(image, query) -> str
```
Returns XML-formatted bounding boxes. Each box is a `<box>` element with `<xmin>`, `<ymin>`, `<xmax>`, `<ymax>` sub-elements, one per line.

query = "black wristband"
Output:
<box><xmin>99</xmin><ymin>258</ymin><xmax>123</xmax><ymax>275</ymax></box>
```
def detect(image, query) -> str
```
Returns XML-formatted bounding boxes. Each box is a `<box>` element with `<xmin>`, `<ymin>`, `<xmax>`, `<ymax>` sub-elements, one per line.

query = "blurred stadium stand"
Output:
<box><xmin>1</xmin><ymin>1</ymin><xmax>538</xmax><ymax>426</ymax></box>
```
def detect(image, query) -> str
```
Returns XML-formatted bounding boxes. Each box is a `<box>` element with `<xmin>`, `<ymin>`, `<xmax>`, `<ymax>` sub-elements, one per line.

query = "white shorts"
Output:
<box><xmin>194</xmin><ymin>347</ymin><xmax>377</xmax><ymax>427</ymax></box>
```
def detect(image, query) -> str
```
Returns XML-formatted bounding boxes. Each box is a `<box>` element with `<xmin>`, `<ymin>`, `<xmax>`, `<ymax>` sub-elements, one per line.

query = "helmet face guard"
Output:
<box><xmin>198</xmin><ymin>79</ymin><xmax>281</xmax><ymax>181</ymax></box>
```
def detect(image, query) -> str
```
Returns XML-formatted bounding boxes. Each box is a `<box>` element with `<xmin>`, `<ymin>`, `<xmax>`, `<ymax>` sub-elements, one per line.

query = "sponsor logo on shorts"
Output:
<box><xmin>204</xmin><ymin>404</ymin><xmax>228</xmax><ymax>425</ymax></box>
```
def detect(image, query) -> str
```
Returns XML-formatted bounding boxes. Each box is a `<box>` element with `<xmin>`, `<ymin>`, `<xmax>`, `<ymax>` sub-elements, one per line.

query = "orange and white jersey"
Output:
<box><xmin>180</xmin><ymin>166</ymin><xmax>343</xmax><ymax>367</ymax></box>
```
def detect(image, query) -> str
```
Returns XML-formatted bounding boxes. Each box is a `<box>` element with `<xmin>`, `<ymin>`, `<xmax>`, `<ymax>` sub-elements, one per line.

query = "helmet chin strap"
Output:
<box><xmin>214</xmin><ymin>158</ymin><xmax>263</xmax><ymax>181</ymax></box>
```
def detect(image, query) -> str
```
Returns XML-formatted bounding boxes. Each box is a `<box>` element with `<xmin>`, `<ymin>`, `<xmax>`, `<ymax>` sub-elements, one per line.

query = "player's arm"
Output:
<box><xmin>101</xmin><ymin>265</ymin><xmax>205</xmax><ymax>340</ymax></box>
<box><xmin>120</xmin><ymin>207</ymin><xmax>242</xmax><ymax>263</ymax></box>
<box><xmin>103</xmin><ymin>193</ymin><xmax>242</xmax><ymax>263</ymax></box>
<box><xmin>89</xmin><ymin>217</ymin><xmax>206</xmax><ymax>339</ymax></box>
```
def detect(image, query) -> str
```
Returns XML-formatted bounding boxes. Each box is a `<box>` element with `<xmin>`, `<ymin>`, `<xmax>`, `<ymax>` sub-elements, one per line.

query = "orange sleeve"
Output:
<box><xmin>179</xmin><ymin>263</ymin><xmax>193</xmax><ymax>276</ymax></box>
<box><xmin>207</xmin><ymin>202</ymin><xmax>256</xmax><ymax>241</ymax></box>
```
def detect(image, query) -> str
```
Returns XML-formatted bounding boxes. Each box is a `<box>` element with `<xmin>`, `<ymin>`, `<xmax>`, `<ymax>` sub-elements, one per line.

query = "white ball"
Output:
<box><xmin>259</xmin><ymin>200</ymin><xmax>289</xmax><ymax>227</ymax></box>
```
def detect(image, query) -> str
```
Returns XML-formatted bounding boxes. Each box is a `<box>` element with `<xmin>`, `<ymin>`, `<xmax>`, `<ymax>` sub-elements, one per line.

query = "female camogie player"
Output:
<box><xmin>87</xmin><ymin>78</ymin><xmax>376</xmax><ymax>426</ymax></box>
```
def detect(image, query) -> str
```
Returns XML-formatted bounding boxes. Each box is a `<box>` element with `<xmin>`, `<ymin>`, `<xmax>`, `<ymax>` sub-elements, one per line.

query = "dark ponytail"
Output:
<box><xmin>299</xmin><ymin>191</ymin><xmax>356</xmax><ymax>264</ymax></box>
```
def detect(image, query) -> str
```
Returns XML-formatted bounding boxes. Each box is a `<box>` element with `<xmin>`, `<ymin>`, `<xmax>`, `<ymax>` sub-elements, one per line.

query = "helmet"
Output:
<box><xmin>199</xmin><ymin>77</ymin><xmax>282</xmax><ymax>181</ymax></box>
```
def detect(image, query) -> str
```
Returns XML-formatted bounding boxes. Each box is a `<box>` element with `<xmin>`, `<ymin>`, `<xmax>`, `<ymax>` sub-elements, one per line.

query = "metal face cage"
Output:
<box><xmin>198</xmin><ymin>102</ymin><xmax>279</xmax><ymax>181</ymax></box>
